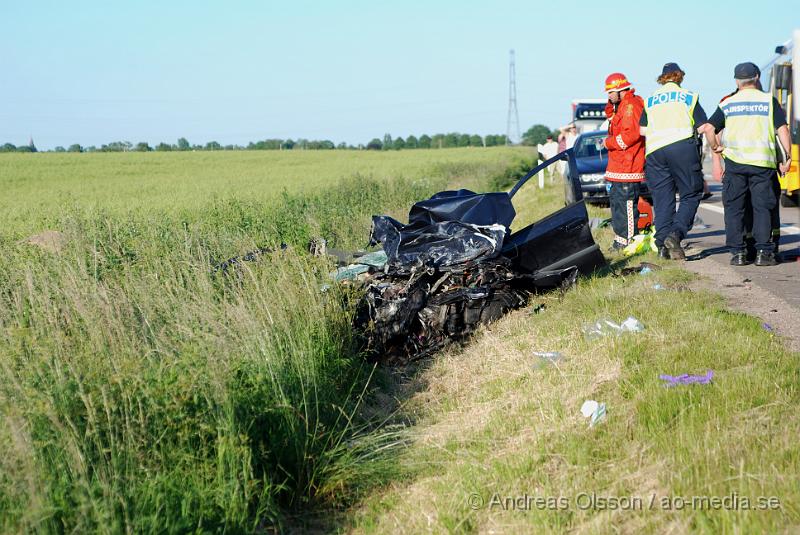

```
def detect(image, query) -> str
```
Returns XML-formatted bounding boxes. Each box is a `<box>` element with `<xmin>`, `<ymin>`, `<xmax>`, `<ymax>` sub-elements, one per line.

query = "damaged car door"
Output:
<box><xmin>502</xmin><ymin>150</ymin><xmax>605</xmax><ymax>276</ymax></box>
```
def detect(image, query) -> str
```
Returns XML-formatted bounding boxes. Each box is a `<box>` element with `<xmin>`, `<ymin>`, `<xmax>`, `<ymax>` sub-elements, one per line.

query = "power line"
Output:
<box><xmin>506</xmin><ymin>49</ymin><xmax>520</xmax><ymax>145</ymax></box>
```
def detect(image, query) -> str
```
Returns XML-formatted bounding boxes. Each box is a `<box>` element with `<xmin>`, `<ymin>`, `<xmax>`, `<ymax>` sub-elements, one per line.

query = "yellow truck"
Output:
<box><xmin>762</xmin><ymin>31</ymin><xmax>800</xmax><ymax>206</ymax></box>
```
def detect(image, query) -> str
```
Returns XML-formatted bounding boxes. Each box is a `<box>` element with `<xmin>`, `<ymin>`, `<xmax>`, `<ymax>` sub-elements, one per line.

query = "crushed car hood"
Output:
<box><xmin>370</xmin><ymin>188</ymin><xmax>517</xmax><ymax>271</ymax></box>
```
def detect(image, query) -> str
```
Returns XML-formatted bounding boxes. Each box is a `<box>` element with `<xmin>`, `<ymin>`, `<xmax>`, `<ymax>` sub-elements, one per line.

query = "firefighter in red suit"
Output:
<box><xmin>603</xmin><ymin>72</ymin><xmax>646</xmax><ymax>251</ymax></box>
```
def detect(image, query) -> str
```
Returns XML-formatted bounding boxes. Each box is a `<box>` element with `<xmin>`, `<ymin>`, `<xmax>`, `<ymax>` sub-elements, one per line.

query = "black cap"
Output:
<box><xmin>734</xmin><ymin>62</ymin><xmax>760</xmax><ymax>79</ymax></box>
<box><xmin>661</xmin><ymin>62</ymin><xmax>683</xmax><ymax>76</ymax></box>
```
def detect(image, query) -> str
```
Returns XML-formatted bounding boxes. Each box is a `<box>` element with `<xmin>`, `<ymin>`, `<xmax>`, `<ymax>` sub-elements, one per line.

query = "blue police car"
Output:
<box><xmin>568</xmin><ymin>130</ymin><xmax>651</xmax><ymax>204</ymax></box>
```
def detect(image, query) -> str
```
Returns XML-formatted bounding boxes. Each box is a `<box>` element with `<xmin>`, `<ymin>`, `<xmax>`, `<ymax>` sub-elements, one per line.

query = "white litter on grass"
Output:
<box><xmin>580</xmin><ymin>400</ymin><xmax>597</xmax><ymax>418</ymax></box>
<box><xmin>533</xmin><ymin>351</ymin><xmax>563</xmax><ymax>362</ymax></box>
<box><xmin>533</xmin><ymin>351</ymin><xmax>565</xmax><ymax>369</ymax></box>
<box><xmin>583</xmin><ymin>316</ymin><xmax>645</xmax><ymax>339</ymax></box>
<box><xmin>580</xmin><ymin>400</ymin><xmax>607</xmax><ymax>427</ymax></box>
<box><xmin>619</xmin><ymin>316</ymin><xmax>645</xmax><ymax>332</ymax></box>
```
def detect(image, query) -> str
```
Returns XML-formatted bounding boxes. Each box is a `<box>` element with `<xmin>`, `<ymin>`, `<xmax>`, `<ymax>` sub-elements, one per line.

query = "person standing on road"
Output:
<box><xmin>714</xmin><ymin>84</ymin><xmax>781</xmax><ymax>261</ymax></box>
<box><xmin>640</xmin><ymin>63</ymin><xmax>710</xmax><ymax>259</ymax></box>
<box><xmin>704</xmin><ymin>62</ymin><xmax>792</xmax><ymax>266</ymax></box>
<box><xmin>602</xmin><ymin>72</ymin><xmax>645</xmax><ymax>250</ymax></box>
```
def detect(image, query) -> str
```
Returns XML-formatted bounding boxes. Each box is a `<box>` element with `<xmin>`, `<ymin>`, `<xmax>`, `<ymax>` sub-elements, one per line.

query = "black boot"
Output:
<box><xmin>658</xmin><ymin>246</ymin><xmax>670</xmax><ymax>259</ymax></box>
<box><xmin>755</xmin><ymin>250</ymin><xmax>778</xmax><ymax>266</ymax></box>
<box><xmin>730</xmin><ymin>251</ymin><xmax>749</xmax><ymax>266</ymax></box>
<box><xmin>664</xmin><ymin>233</ymin><xmax>686</xmax><ymax>260</ymax></box>
<box><xmin>745</xmin><ymin>236</ymin><xmax>757</xmax><ymax>263</ymax></box>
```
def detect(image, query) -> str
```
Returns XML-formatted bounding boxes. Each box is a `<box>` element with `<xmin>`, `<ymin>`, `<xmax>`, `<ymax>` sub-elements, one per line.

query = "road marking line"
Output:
<box><xmin>698</xmin><ymin>204</ymin><xmax>800</xmax><ymax>235</ymax></box>
<box><xmin>699</xmin><ymin>204</ymin><xmax>724</xmax><ymax>214</ymax></box>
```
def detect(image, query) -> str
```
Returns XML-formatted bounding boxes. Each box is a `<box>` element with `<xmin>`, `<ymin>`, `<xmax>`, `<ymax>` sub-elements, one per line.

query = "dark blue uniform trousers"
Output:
<box><xmin>722</xmin><ymin>159</ymin><xmax>778</xmax><ymax>253</ymax></box>
<box><xmin>609</xmin><ymin>181</ymin><xmax>640</xmax><ymax>245</ymax></box>
<box><xmin>743</xmin><ymin>173</ymin><xmax>781</xmax><ymax>253</ymax></box>
<box><xmin>644</xmin><ymin>138</ymin><xmax>704</xmax><ymax>248</ymax></box>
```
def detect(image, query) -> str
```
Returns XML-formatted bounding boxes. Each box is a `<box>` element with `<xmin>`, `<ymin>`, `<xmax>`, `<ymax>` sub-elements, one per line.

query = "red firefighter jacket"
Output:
<box><xmin>604</xmin><ymin>90</ymin><xmax>645</xmax><ymax>182</ymax></box>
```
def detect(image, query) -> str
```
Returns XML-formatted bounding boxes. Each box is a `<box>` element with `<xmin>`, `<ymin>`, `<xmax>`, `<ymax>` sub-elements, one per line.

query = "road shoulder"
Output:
<box><xmin>683</xmin><ymin>255</ymin><xmax>800</xmax><ymax>352</ymax></box>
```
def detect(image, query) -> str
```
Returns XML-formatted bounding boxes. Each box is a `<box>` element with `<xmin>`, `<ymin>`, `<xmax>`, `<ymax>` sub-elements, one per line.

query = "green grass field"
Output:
<box><xmin>2</xmin><ymin>147</ymin><xmax>799</xmax><ymax>534</ymax></box>
<box><xmin>0</xmin><ymin>149</ymin><xmax>522</xmax><ymax>237</ymax></box>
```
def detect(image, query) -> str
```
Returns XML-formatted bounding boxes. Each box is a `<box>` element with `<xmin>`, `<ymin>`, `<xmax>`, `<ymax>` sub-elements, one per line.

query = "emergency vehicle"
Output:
<box><xmin>571</xmin><ymin>99</ymin><xmax>607</xmax><ymax>133</ymax></box>
<box><xmin>762</xmin><ymin>31</ymin><xmax>800</xmax><ymax>206</ymax></box>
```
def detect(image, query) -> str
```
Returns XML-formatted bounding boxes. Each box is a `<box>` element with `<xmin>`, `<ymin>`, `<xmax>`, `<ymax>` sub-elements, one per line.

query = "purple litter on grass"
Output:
<box><xmin>762</xmin><ymin>323</ymin><xmax>774</xmax><ymax>332</ymax></box>
<box><xmin>659</xmin><ymin>370</ymin><xmax>714</xmax><ymax>387</ymax></box>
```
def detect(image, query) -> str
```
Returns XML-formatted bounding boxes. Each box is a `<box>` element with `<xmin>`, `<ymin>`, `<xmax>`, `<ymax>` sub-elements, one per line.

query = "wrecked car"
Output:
<box><xmin>354</xmin><ymin>150</ymin><xmax>606</xmax><ymax>364</ymax></box>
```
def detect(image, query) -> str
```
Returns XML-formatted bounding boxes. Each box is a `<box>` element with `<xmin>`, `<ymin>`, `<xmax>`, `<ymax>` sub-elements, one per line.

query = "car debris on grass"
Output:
<box><xmin>659</xmin><ymin>370</ymin><xmax>714</xmax><ymax>387</ymax></box>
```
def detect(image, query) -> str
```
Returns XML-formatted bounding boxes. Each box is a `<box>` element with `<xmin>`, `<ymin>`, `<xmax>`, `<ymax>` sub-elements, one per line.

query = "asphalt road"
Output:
<box><xmin>681</xmin><ymin>166</ymin><xmax>800</xmax><ymax>307</ymax></box>
<box><xmin>669</xmin><ymin>164</ymin><xmax>799</xmax><ymax>350</ymax></box>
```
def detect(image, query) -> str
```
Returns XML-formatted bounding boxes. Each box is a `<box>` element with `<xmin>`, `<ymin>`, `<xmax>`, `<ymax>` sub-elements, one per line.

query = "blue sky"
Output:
<box><xmin>0</xmin><ymin>0</ymin><xmax>795</xmax><ymax>149</ymax></box>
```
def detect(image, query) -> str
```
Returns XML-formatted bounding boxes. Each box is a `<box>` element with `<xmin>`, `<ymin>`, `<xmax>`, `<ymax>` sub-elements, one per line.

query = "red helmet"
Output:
<box><xmin>605</xmin><ymin>72</ymin><xmax>632</xmax><ymax>93</ymax></box>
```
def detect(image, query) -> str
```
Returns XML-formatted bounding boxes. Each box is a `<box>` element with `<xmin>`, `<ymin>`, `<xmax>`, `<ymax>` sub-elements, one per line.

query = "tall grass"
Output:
<box><xmin>0</xmin><ymin>149</ymin><xmax>533</xmax><ymax>532</ymax></box>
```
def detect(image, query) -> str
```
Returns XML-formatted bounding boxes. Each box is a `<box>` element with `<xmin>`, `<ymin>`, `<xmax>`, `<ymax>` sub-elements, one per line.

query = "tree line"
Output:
<box><xmin>1</xmin><ymin>141</ymin><xmax>39</xmax><ymax>153</ymax></box>
<box><xmin>1</xmin><ymin>125</ymin><xmax>562</xmax><ymax>154</ymax></box>
<box><xmin>0</xmin><ymin>133</ymin><xmax>514</xmax><ymax>153</ymax></box>
<box><xmin>521</xmin><ymin>124</ymin><xmax>563</xmax><ymax>147</ymax></box>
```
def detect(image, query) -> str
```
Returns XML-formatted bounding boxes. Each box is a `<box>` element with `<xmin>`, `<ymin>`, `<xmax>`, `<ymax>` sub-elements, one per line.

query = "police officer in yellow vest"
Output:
<box><xmin>640</xmin><ymin>63</ymin><xmax>709</xmax><ymax>259</ymax></box>
<box><xmin>705</xmin><ymin>62</ymin><xmax>792</xmax><ymax>266</ymax></box>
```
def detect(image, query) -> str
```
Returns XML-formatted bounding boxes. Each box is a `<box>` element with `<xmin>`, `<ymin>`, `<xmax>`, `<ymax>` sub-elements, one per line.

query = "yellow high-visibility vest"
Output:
<box><xmin>644</xmin><ymin>82</ymin><xmax>698</xmax><ymax>155</ymax></box>
<box><xmin>720</xmin><ymin>88</ymin><xmax>776</xmax><ymax>168</ymax></box>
